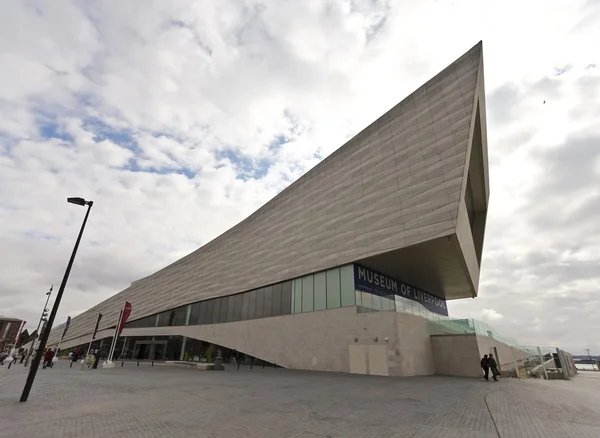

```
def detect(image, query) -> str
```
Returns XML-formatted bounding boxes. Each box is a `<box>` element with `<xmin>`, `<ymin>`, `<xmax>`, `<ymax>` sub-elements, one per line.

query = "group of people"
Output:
<box><xmin>480</xmin><ymin>353</ymin><xmax>501</xmax><ymax>381</ymax></box>
<box><xmin>0</xmin><ymin>348</ymin><xmax>27</xmax><ymax>366</ymax></box>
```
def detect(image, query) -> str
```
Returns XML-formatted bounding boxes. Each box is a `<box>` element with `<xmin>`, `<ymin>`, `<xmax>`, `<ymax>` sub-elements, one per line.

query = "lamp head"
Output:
<box><xmin>67</xmin><ymin>197</ymin><xmax>88</xmax><ymax>206</ymax></box>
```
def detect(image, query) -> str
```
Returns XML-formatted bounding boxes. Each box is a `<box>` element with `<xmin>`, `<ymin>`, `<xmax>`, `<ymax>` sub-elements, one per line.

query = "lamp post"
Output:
<box><xmin>20</xmin><ymin>197</ymin><xmax>94</xmax><ymax>402</ymax></box>
<box><xmin>23</xmin><ymin>285</ymin><xmax>53</xmax><ymax>367</ymax></box>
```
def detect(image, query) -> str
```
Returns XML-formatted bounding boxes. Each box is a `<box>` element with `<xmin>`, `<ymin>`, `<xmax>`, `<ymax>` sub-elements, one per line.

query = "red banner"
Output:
<box><xmin>118</xmin><ymin>302</ymin><xmax>132</xmax><ymax>336</ymax></box>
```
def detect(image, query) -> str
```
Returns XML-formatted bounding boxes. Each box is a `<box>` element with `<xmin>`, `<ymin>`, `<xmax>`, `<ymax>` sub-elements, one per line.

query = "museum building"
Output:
<box><xmin>46</xmin><ymin>42</ymin><xmax>515</xmax><ymax>378</ymax></box>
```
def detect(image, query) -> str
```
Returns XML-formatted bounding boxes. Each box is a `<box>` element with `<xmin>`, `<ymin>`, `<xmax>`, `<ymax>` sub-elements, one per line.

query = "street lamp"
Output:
<box><xmin>23</xmin><ymin>285</ymin><xmax>53</xmax><ymax>367</ymax></box>
<box><xmin>20</xmin><ymin>197</ymin><xmax>94</xmax><ymax>402</ymax></box>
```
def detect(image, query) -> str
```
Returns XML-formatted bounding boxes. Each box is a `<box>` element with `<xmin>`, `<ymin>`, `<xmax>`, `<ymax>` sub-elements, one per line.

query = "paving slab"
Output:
<box><xmin>1</xmin><ymin>361</ymin><xmax>599</xmax><ymax>437</ymax></box>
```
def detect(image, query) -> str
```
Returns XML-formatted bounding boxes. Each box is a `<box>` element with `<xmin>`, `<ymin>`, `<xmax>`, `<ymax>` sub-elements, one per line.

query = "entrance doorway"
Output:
<box><xmin>132</xmin><ymin>341</ymin><xmax>167</xmax><ymax>361</ymax></box>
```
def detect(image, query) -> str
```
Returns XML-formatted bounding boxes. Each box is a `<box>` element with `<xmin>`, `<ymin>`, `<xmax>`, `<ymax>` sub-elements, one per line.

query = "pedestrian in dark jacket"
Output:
<box><xmin>488</xmin><ymin>354</ymin><xmax>500</xmax><ymax>381</ymax></box>
<box><xmin>43</xmin><ymin>348</ymin><xmax>54</xmax><ymax>369</ymax></box>
<box><xmin>480</xmin><ymin>354</ymin><xmax>490</xmax><ymax>380</ymax></box>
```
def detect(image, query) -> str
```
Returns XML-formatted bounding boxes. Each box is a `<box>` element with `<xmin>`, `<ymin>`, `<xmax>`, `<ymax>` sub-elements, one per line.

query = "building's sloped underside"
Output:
<box><xmin>49</xmin><ymin>42</ymin><xmax>486</xmax><ymax>345</ymax></box>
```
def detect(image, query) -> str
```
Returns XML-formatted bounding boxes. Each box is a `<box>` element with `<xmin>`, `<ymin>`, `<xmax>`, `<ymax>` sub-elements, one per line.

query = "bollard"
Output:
<box><xmin>152</xmin><ymin>361</ymin><xmax>154</xmax><ymax>367</ymax></box>
<box><xmin>137</xmin><ymin>361</ymin><xmax>140</xmax><ymax>367</ymax></box>
<box><xmin>121</xmin><ymin>361</ymin><xmax>124</xmax><ymax>367</ymax></box>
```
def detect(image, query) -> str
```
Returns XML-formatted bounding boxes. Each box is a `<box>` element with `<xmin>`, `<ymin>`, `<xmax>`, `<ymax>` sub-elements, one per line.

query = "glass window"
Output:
<box><xmin>302</xmin><ymin>275</ymin><xmax>314</xmax><ymax>312</ymax></box>
<box><xmin>326</xmin><ymin>268</ymin><xmax>341</xmax><ymax>309</ymax></box>
<box><xmin>212</xmin><ymin>298</ymin><xmax>221</xmax><ymax>324</ymax></box>
<box><xmin>199</xmin><ymin>301</ymin><xmax>208</xmax><ymax>324</ymax></box>
<box><xmin>157</xmin><ymin>311</ymin><xmax>170</xmax><ymax>327</ymax></box>
<box><xmin>205</xmin><ymin>300</ymin><xmax>214</xmax><ymax>324</ymax></box>
<box><xmin>396</xmin><ymin>296</ymin><xmax>406</xmax><ymax>314</ymax></box>
<box><xmin>190</xmin><ymin>303</ymin><xmax>200</xmax><ymax>325</ymax></box>
<box><xmin>247</xmin><ymin>290</ymin><xmax>257</xmax><ymax>320</ymax></box>
<box><xmin>233</xmin><ymin>293</ymin><xmax>243</xmax><ymax>321</ymax></box>
<box><xmin>241</xmin><ymin>292</ymin><xmax>250</xmax><ymax>320</ymax></box>
<box><xmin>314</xmin><ymin>272</ymin><xmax>326</xmax><ymax>311</ymax></box>
<box><xmin>292</xmin><ymin>279</ymin><xmax>302</xmax><ymax>314</ymax></box>
<box><xmin>263</xmin><ymin>286</ymin><xmax>273</xmax><ymax>317</ymax></box>
<box><xmin>226</xmin><ymin>295</ymin><xmax>235</xmax><ymax>322</ymax></box>
<box><xmin>355</xmin><ymin>290</ymin><xmax>362</xmax><ymax>307</ymax></box>
<box><xmin>272</xmin><ymin>283</ymin><xmax>282</xmax><ymax>316</ymax></box>
<box><xmin>340</xmin><ymin>264</ymin><xmax>356</xmax><ymax>307</ymax></box>
<box><xmin>255</xmin><ymin>289</ymin><xmax>264</xmax><ymax>319</ymax></box>
<box><xmin>174</xmin><ymin>307</ymin><xmax>187</xmax><ymax>326</ymax></box>
<box><xmin>219</xmin><ymin>297</ymin><xmax>228</xmax><ymax>323</ymax></box>
<box><xmin>372</xmin><ymin>294</ymin><xmax>382</xmax><ymax>311</ymax></box>
<box><xmin>361</xmin><ymin>291</ymin><xmax>372</xmax><ymax>309</ymax></box>
<box><xmin>381</xmin><ymin>295</ymin><xmax>393</xmax><ymax>311</ymax></box>
<box><xmin>281</xmin><ymin>281</ymin><xmax>292</xmax><ymax>315</ymax></box>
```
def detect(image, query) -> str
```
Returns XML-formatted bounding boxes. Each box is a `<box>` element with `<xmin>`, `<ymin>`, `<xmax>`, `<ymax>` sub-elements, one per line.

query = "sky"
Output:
<box><xmin>1</xmin><ymin>0</ymin><xmax>599</xmax><ymax>355</ymax></box>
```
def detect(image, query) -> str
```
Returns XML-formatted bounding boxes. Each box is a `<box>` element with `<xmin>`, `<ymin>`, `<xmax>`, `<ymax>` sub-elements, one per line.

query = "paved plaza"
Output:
<box><xmin>1</xmin><ymin>361</ymin><xmax>600</xmax><ymax>437</ymax></box>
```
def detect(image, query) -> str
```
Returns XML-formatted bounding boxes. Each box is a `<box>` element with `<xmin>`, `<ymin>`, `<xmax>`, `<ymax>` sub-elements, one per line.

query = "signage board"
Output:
<box><xmin>354</xmin><ymin>264</ymin><xmax>448</xmax><ymax>316</ymax></box>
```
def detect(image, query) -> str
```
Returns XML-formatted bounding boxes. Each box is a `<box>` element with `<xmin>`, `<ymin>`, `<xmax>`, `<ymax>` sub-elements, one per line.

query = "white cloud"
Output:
<box><xmin>480</xmin><ymin>309</ymin><xmax>504</xmax><ymax>322</ymax></box>
<box><xmin>1</xmin><ymin>0</ymin><xmax>599</xmax><ymax>354</ymax></box>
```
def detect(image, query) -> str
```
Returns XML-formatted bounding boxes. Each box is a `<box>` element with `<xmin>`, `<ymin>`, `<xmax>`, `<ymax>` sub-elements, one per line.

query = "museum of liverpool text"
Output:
<box><xmin>44</xmin><ymin>42</ymin><xmax>516</xmax><ymax>378</ymax></box>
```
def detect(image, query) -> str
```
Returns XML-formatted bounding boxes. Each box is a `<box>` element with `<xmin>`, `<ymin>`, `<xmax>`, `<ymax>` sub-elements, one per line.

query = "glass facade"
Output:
<box><xmin>123</xmin><ymin>265</ymin><xmax>359</xmax><ymax>331</ymax></box>
<box><xmin>120</xmin><ymin>263</ymin><xmax>513</xmax><ymax>348</ymax></box>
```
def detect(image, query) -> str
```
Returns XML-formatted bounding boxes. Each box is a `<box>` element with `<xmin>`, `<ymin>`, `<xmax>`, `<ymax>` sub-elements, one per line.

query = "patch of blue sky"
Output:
<box><xmin>218</xmin><ymin>135</ymin><xmax>289</xmax><ymax>180</ymax></box>
<box><xmin>39</xmin><ymin>122</ymin><xmax>74</xmax><ymax>142</ymax></box>
<box><xmin>82</xmin><ymin>118</ymin><xmax>139</xmax><ymax>152</ymax></box>
<box><xmin>218</xmin><ymin>149</ymin><xmax>272</xmax><ymax>181</ymax></box>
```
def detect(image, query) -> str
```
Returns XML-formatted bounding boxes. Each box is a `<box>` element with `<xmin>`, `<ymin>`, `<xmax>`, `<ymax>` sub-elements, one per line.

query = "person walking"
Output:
<box><xmin>42</xmin><ymin>348</ymin><xmax>54</xmax><ymax>369</ymax></box>
<box><xmin>488</xmin><ymin>353</ymin><xmax>500</xmax><ymax>381</ymax></box>
<box><xmin>480</xmin><ymin>354</ymin><xmax>490</xmax><ymax>380</ymax></box>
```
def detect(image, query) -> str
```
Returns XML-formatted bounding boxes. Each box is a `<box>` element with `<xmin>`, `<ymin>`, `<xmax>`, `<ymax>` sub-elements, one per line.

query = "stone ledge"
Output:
<box><xmin>165</xmin><ymin>361</ymin><xmax>216</xmax><ymax>371</ymax></box>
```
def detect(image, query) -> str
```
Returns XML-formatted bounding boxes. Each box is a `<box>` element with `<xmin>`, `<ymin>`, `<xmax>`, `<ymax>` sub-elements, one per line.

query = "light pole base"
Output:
<box><xmin>102</xmin><ymin>361</ymin><xmax>116</xmax><ymax>369</ymax></box>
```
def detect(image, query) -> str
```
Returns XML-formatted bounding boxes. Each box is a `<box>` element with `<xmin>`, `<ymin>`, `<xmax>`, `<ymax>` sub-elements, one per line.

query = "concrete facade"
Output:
<box><xmin>431</xmin><ymin>334</ymin><xmax>532</xmax><ymax>378</ymax></box>
<box><xmin>44</xmin><ymin>42</ymin><xmax>492</xmax><ymax>379</ymax></box>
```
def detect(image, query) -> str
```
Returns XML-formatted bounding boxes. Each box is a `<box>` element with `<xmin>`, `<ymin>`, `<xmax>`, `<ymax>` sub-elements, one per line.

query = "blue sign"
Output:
<box><xmin>353</xmin><ymin>264</ymin><xmax>448</xmax><ymax>316</ymax></box>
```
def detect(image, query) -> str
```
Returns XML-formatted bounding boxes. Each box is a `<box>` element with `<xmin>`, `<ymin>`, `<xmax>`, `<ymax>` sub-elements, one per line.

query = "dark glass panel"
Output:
<box><xmin>189</xmin><ymin>303</ymin><xmax>200</xmax><ymax>325</ymax></box>
<box><xmin>272</xmin><ymin>283</ymin><xmax>282</xmax><ymax>317</ymax></box>
<box><xmin>157</xmin><ymin>311</ymin><xmax>170</xmax><ymax>327</ymax></box>
<box><xmin>205</xmin><ymin>300</ymin><xmax>214</xmax><ymax>325</ymax></box>
<box><xmin>219</xmin><ymin>296</ymin><xmax>229</xmax><ymax>323</ymax></box>
<box><xmin>233</xmin><ymin>294</ymin><xmax>243</xmax><ymax>321</ymax></box>
<box><xmin>198</xmin><ymin>301</ymin><xmax>207</xmax><ymax>325</ymax></box>
<box><xmin>281</xmin><ymin>281</ymin><xmax>292</xmax><ymax>315</ymax></box>
<box><xmin>212</xmin><ymin>298</ymin><xmax>221</xmax><ymax>324</ymax></box>
<box><xmin>263</xmin><ymin>286</ymin><xmax>273</xmax><ymax>317</ymax></box>
<box><xmin>226</xmin><ymin>295</ymin><xmax>235</xmax><ymax>322</ymax></box>
<box><xmin>255</xmin><ymin>288</ymin><xmax>264</xmax><ymax>319</ymax></box>
<box><xmin>241</xmin><ymin>292</ymin><xmax>250</xmax><ymax>320</ymax></box>
<box><xmin>247</xmin><ymin>290</ymin><xmax>257</xmax><ymax>320</ymax></box>
<box><xmin>173</xmin><ymin>306</ymin><xmax>187</xmax><ymax>326</ymax></box>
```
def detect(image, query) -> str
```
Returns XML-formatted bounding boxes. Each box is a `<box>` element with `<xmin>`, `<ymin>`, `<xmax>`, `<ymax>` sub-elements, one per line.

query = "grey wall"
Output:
<box><xmin>54</xmin><ymin>308</ymin><xmax>437</xmax><ymax>377</ymax></box>
<box><xmin>431</xmin><ymin>334</ymin><xmax>482</xmax><ymax>377</ymax></box>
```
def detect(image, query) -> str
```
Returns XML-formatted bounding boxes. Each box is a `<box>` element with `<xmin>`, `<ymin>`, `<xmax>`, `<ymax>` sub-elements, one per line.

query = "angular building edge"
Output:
<box><xmin>44</xmin><ymin>42</ymin><xmax>491</xmax><ymax>350</ymax></box>
<box><xmin>453</xmin><ymin>41</ymin><xmax>490</xmax><ymax>298</ymax></box>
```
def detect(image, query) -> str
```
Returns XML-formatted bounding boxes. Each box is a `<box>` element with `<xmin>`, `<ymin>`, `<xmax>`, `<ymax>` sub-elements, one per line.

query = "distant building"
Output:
<box><xmin>45</xmin><ymin>42</ymin><xmax>519</xmax><ymax>378</ymax></box>
<box><xmin>0</xmin><ymin>316</ymin><xmax>24</xmax><ymax>351</ymax></box>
